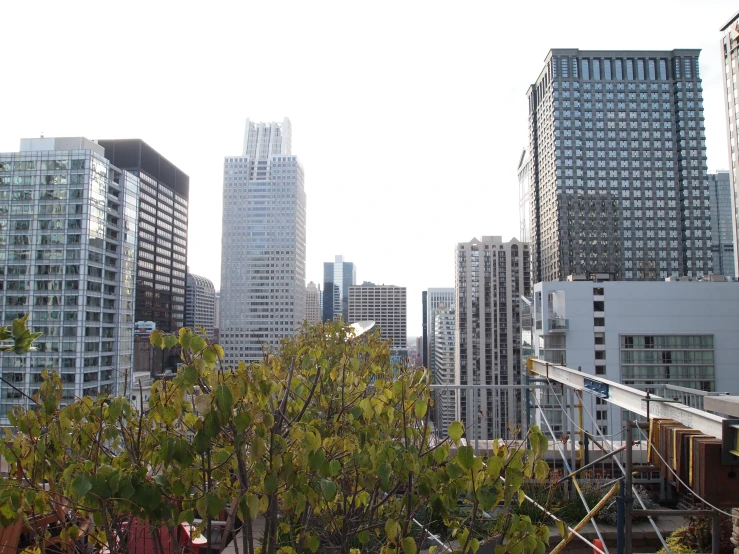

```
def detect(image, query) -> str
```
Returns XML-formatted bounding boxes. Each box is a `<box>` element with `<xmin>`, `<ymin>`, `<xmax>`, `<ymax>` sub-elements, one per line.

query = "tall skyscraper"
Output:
<box><xmin>456</xmin><ymin>237</ymin><xmax>531</xmax><ymax>440</ymax></box>
<box><xmin>185</xmin><ymin>273</ymin><xmax>217</xmax><ymax>338</ymax></box>
<box><xmin>98</xmin><ymin>139</ymin><xmax>189</xmax><ymax>332</ymax></box>
<box><xmin>707</xmin><ymin>171</ymin><xmax>735</xmax><ymax>277</ymax></box>
<box><xmin>0</xmin><ymin>137</ymin><xmax>139</xmax><ymax>415</ymax></box>
<box><xmin>527</xmin><ymin>49</ymin><xmax>711</xmax><ymax>282</ymax></box>
<box><xmin>348</xmin><ymin>283</ymin><xmax>406</xmax><ymax>348</ymax></box>
<box><xmin>323</xmin><ymin>255</ymin><xmax>356</xmax><ymax>322</ymax></box>
<box><xmin>425</xmin><ymin>288</ymin><xmax>454</xmax><ymax>377</ymax></box>
<box><xmin>219</xmin><ymin>119</ymin><xmax>307</xmax><ymax>363</ymax></box>
<box><xmin>720</xmin><ymin>13</ymin><xmax>739</xmax><ymax>276</ymax></box>
<box><xmin>305</xmin><ymin>281</ymin><xmax>322</xmax><ymax>326</ymax></box>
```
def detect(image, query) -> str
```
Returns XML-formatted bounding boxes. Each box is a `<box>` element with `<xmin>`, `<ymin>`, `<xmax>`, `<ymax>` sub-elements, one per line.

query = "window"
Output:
<box><xmin>595</xmin><ymin>350</ymin><xmax>606</xmax><ymax>360</ymax></box>
<box><xmin>594</xmin><ymin>317</ymin><xmax>605</xmax><ymax>326</ymax></box>
<box><xmin>593</xmin><ymin>301</ymin><xmax>605</xmax><ymax>311</ymax></box>
<box><xmin>594</xmin><ymin>333</ymin><xmax>605</xmax><ymax>345</ymax></box>
<box><xmin>595</xmin><ymin>366</ymin><xmax>606</xmax><ymax>375</ymax></box>
<box><xmin>593</xmin><ymin>287</ymin><xmax>604</xmax><ymax>295</ymax></box>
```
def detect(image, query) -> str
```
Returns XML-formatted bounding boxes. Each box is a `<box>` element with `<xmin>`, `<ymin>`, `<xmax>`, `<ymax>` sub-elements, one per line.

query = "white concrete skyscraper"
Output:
<box><xmin>455</xmin><ymin>237</ymin><xmax>531</xmax><ymax>440</ymax></box>
<box><xmin>220</xmin><ymin>119</ymin><xmax>307</xmax><ymax>363</ymax></box>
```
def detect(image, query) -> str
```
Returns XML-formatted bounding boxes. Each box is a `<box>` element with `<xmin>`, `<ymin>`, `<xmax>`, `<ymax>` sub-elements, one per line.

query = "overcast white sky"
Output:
<box><xmin>1</xmin><ymin>1</ymin><xmax>736</xmax><ymax>336</ymax></box>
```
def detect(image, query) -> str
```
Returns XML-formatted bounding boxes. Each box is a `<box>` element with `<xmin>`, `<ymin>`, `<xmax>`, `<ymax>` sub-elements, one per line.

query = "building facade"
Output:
<box><xmin>0</xmin><ymin>137</ymin><xmax>138</xmax><ymax>416</ymax></box>
<box><xmin>185</xmin><ymin>273</ymin><xmax>216</xmax><ymax>338</ymax></box>
<box><xmin>432</xmin><ymin>308</ymin><xmax>456</xmax><ymax>436</ymax></box>
<box><xmin>323</xmin><ymin>255</ymin><xmax>356</xmax><ymax>322</ymax></box>
<box><xmin>707</xmin><ymin>171</ymin><xmax>735</xmax><ymax>277</ymax></box>
<box><xmin>721</xmin><ymin>13</ymin><xmax>739</xmax><ymax>276</ymax></box>
<box><xmin>219</xmin><ymin>119</ymin><xmax>307</xmax><ymax>363</ymax></box>
<box><xmin>518</xmin><ymin>149</ymin><xmax>532</xmax><ymax>245</ymax></box>
<box><xmin>527</xmin><ymin>49</ymin><xmax>711</xmax><ymax>283</ymax></box>
<box><xmin>98</xmin><ymin>139</ymin><xmax>189</xmax><ymax>333</ymax></box>
<box><xmin>531</xmin><ymin>278</ymin><xmax>739</xmax><ymax>437</ymax></box>
<box><xmin>455</xmin><ymin>237</ymin><xmax>531</xmax><ymax>440</ymax></box>
<box><xmin>425</xmin><ymin>288</ymin><xmax>454</xmax><ymax>376</ymax></box>
<box><xmin>305</xmin><ymin>281</ymin><xmax>322</xmax><ymax>326</ymax></box>
<box><xmin>347</xmin><ymin>283</ymin><xmax>406</xmax><ymax>348</ymax></box>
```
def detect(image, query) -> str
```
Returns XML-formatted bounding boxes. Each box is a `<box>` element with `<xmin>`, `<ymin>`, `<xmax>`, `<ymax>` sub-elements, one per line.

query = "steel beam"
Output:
<box><xmin>528</xmin><ymin>358</ymin><xmax>725</xmax><ymax>439</ymax></box>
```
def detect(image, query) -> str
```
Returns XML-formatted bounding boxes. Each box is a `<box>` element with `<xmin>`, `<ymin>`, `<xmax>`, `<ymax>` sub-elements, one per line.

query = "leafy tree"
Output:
<box><xmin>0</xmin><ymin>320</ymin><xmax>551</xmax><ymax>554</ymax></box>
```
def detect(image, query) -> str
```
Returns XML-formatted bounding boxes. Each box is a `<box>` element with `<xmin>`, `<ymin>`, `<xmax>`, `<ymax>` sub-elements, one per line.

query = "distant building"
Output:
<box><xmin>214</xmin><ymin>291</ymin><xmax>220</xmax><ymax>342</ymax></box>
<box><xmin>185</xmin><ymin>273</ymin><xmax>216</xmax><ymax>338</ymax></box>
<box><xmin>219</xmin><ymin>118</ymin><xmax>307</xmax><ymax>363</ymax></box>
<box><xmin>433</xmin><ymin>308</ymin><xmax>456</xmax><ymax>435</ymax></box>
<box><xmin>707</xmin><ymin>171</ymin><xmax>735</xmax><ymax>277</ymax></box>
<box><xmin>532</xmin><ymin>277</ymin><xmax>739</xmax><ymax>438</ymax></box>
<box><xmin>720</xmin><ymin>11</ymin><xmax>739</xmax><ymax>276</ymax></box>
<box><xmin>0</xmin><ymin>137</ymin><xmax>138</xmax><ymax>413</ymax></box>
<box><xmin>348</xmin><ymin>283</ymin><xmax>406</xmax><ymax>350</ymax></box>
<box><xmin>98</xmin><ymin>138</ymin><xmax>189</xmax><ymax>333</ymax></box>
<box><xmin>456</xmin><ymin>237</ymin><xmax>531</xmax><ymax>440</ymax></box>
<box><xmin>424</xmin><ymin>288</ymin><xmax>454</xmax><ymax>377</ymax></box>
<box><xmin>323</xmin><ymin>255</ymin><xmax>356</xmax><ymax>322</ymax></box>
<box><xmin>305</xmin><ymin>282</ymin><xmax>322</xmax><ymax>326</ymax></box>
<box><xmin>527</xmin><ymin>49</ymin><xmax>711</xmax><ymax>282</ymax></box>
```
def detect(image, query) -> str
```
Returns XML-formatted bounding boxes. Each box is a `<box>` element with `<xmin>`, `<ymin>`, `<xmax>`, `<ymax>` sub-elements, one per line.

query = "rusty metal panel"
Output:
<box><xmin>695</xmin><ymin>438</ymin><xmax>739</xmax><ymax>508</ymax></box>
<box><xmin>648</xmin><ymin>418</ymin><xmax>671</xmax><ymax>467</ymax></box>
<box><xmin>660</xmin><ymin>422</ymin><xmax>686</xmax><ymax>481</ymax></box>
<box><xmin>675</xmin><ymin>430</ymin><xmax>706</xmax><ymax>493</ymax></box>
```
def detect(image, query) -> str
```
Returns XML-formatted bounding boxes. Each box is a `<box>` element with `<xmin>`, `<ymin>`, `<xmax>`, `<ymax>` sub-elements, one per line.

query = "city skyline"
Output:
<box><xmin>1</xmin><ymin>1</ymin><xmax>737</xmax><ymax>335</ymax></box>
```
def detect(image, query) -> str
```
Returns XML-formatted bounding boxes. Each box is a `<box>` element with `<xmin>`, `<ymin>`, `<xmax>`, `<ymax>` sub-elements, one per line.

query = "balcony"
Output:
<box><xmin>547</xmin><ymin>317</ymin><xmax>569</xmax><ymax>332</ymax></box>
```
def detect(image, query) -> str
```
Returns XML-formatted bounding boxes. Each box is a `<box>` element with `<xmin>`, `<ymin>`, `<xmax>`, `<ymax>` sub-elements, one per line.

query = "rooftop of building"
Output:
<box><xmin>720</xmin><ymin>10</ymin><xmax>739</xmax><ymax>31</ymax></box>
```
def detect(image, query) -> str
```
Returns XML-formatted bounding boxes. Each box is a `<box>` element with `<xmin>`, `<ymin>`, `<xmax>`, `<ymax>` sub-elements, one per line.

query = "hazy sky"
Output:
<box><xmin>1</xmin><ymin>1</ymin><xmax>736</xmax><ymax>336</ymax></box>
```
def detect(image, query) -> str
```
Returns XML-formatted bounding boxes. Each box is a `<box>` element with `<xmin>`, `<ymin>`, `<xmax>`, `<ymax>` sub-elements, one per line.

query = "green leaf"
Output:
<box><xmin>193</xmin><ymin>429</ymin><xmax>210</xmax><ymax>454</ymax></box>
<box><xmin>204</xmin><ymin>411</ymin><xmax>220</xmax><ymax>439</ymax></box>
<box><xmin>163</xmin><ymin>334</ymin><xmax>179</xmax><ymax>350</ymax></box>
<box><xmin>203</xmin><ymin>346</ymin><xmax>217</xmax><ymax>364</ymax></box>
<box><xmin>446</xmin><ymin>462</ymin><xmax>465</xmax><ymax>479</ymax></box>
<box><xmin>534</xmin><ymin>459</ymin><xmax>549</xmax><ymax>480</ymax></box>
<box><xmin>178</xmin><ymin>510</ymin><xmax>194</xmax><ymax>525</ymax></box>
<box><xmin>264</xmin><ymin>471</ymin><xmax>278</xmax><ymax>494</ymax></box>
<box><xmin>179</xmin><ymin>327</ymin><xmax>193</xmax><ymax>350</ymax></box>
<box><xmin>385</xmin><ymin>519</ymin><xmax>400</xmax><ymax>542</ymax></box>
<box><xmin>378</xmin><ymin>463</ymin><xmax>392</xmax><ymax>490</ymax></box>
<box><xmin>329</xmin><ymin>459</ymin><xmax>341</xmax><ymax>477</ymax></box>
<box><xmin>214</xmin><ymin>385</ymin><xmax>233</xmax><ymax>414</ymax></box>
<box><xmin>245</xmin><ymin>493</ymin><xmax>259</xmax><ymax>520</ymax></box>
<box><xmin>150</xmin><ymin>329</ymin><xmax>164</xmax><ymax>348</ymax></box>
<box><xmin>304</xmin><ymin>431</ymin><xmax>321</xmax><ymax>453</ymax></box>
<box><xmin>476</xmin><ymin>484</ymin><xmax>498</xmax><ymax>510</ymax></box>
<box><xmin>456</xmin><ymin>445</ymin><xmax>474</xmax><ymax>472</ymax></box>
<box><xmin>448</xmin><ymin>421</ymin><xmax>464</xmax><ymax>442</ymax></box>
<box><xmin>555</xmin><ymin>520</ymin><xmax>567</xmax><ymax>541</ymax></box>
<box><xmin>319</xmin><ymin>479</ymin><xmax>337</xmax><ymax>502</ymax></box>
<box><xmin>71</xmin><ymin>475</ymin><xmax>91</xmax><ymax>497</ymax></box>
<box><xmin>401</xmin><ymin>537</ymin><xmax>417</xmax><ymax>554</ymax></box>
<box><xmin>178</xmin><ymin>364</ymin><xmax>199</xmax><ymax>388</ymax></box>
<box><xmin>414</xmin><ymin>400</ymin><xmax>427</xmax><ymax>419</ymax></box>
<box><xmin>206</xmin><ymin>493</ymin><xmax>227</xmax><ymax>517</ymax></box>
<box><xmin>486</xmin><ymin>455</ymin><xmax>504</xmax><ymax>478</ymax></box>
<box><xmin>308</xmin><ymin>536</ymin><xmax>320</xmax><ymax>553</ymax></box>
<box><xmin>235</xmin><ymin>411</ymin><xmax>252</xmax><ymax>431</ymax></box>
<box><xmin>191</xmin><ymin>335</ymin><xmax>206</xmax><ymax>353</ymax></box>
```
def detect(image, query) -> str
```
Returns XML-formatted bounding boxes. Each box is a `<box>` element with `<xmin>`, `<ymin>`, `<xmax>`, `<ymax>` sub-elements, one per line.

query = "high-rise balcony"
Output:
<box><xmin>547</xmin><ymin>317</ymin><xmax>569</xmax><ymax>332</ymax></box>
